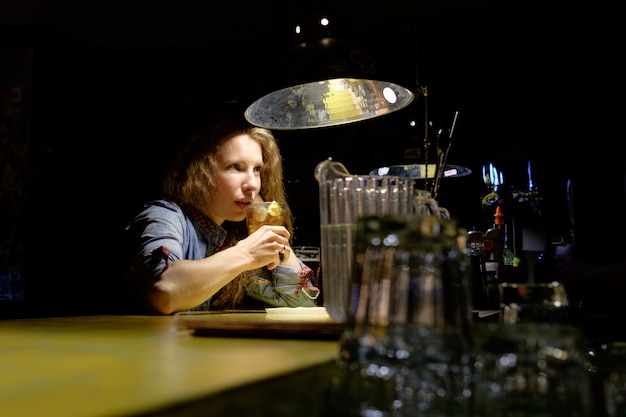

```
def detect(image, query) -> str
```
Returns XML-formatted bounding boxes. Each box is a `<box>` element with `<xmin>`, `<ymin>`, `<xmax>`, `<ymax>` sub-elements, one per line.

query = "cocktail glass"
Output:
<box><xmin>245</xmin><ymin>201</ymin><xmax>286</xmax><ymax>234</ymax></box>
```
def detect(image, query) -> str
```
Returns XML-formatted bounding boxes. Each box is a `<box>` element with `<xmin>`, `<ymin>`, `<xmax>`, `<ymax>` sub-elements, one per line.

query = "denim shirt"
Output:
<box><xmin>124</xmin><ymin>200</ymin><xmax>319</xmax><ymax>311</ymax></box>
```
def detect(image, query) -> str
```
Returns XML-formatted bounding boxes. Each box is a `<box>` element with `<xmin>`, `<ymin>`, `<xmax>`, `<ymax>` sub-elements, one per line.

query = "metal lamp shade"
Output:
<box><xmin>244</xmin><ymin>37</ymin><xmax>415</xmax><ymax>130</ymax></box>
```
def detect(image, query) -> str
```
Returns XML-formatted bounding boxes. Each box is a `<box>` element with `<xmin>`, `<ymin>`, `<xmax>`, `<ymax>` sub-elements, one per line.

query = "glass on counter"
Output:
<box><xmin>330</xmin><ymin>215</ymin><xmax>474</xmax><ymax>417</ymax></box>
<box><xmin>472</xmin><ymin>322</ymin><xmax>592</xmax><ymax>417</ymax></box>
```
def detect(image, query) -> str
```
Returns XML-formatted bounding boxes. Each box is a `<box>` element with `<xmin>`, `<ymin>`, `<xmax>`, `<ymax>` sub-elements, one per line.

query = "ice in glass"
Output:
<box><xmin>245</xmin><ymin>201</ymin><xmax>285</xmax><ymax>234</ymax></box>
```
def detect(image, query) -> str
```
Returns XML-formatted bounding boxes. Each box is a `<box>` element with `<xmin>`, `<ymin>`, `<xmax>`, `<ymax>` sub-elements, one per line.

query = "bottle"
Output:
<box><xmin>502</xmin><ymin>223</ymin><xmax>516</xmax><ymax>281</ymax></box>
<box><xmin>467</xmin><ymin>228</ymin><xmax>489</xmax><ymax>310</ymax></box>
<box><xmin>485</xmin><ymin>205</ymin><xmax>505</xmax><ymax>282</ymax></box>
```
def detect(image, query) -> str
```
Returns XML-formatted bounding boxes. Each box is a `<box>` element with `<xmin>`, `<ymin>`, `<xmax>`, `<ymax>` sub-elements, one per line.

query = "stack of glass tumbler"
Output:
<box><xmin>315</xmin><ymin>159</ymin><xmax>592</xmax><ymax>417</ymax></box>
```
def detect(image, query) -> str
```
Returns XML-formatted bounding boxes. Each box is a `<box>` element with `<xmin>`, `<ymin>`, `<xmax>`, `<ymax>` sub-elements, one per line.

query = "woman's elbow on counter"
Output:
<box><xmin>146</xmin><ymin>282</ymin><xmax>179</xmax><ymax>315</ymax></box>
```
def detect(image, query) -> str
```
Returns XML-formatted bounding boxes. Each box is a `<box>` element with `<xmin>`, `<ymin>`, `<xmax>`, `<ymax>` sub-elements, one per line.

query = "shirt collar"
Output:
<box><xmin>185</xmin><ymin>205</ymin><xmax>228</xmax><ymax>251</ymax></box>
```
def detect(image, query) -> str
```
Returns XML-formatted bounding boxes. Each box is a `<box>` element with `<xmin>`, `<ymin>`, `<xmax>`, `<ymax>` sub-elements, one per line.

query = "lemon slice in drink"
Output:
<box><xmin>268</xmin><ymin>201</ymin><xmax>282</xmax><ymax>216</ymax></box>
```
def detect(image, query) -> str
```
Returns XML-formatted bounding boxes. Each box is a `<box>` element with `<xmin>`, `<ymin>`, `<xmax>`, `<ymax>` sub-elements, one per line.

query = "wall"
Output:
<box><xmin>0</xmin><ymin>2</ymin><xmax>619</xmax><ymax>316</ymax></box>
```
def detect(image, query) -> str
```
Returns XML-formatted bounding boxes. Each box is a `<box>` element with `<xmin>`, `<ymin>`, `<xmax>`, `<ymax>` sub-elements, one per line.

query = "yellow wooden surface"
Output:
<box><xmin>0</xmin><ymin>314</ymin><xmax>339</xmax><ymax>417</ymax></box>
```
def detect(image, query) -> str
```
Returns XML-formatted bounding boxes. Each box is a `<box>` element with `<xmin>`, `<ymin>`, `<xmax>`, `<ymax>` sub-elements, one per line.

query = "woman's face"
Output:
<box><xmin>206</xmin><ymin>133</ymin><xmax>263</xmax><ymax>225</ymax></box>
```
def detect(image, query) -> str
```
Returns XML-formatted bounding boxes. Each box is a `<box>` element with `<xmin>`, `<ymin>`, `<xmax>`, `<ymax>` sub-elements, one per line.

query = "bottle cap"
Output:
<box><xmin>495</xmin><ymin>205</ymin><xmax>504</xmax><ymax>227</ymax></box>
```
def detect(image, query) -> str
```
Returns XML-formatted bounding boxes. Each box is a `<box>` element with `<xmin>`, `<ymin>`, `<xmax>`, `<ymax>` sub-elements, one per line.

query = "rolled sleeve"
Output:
<box><xmin>244</xmin><ymin>263</ymin><xmax>320</xmax><ymax>307</ymax></box>
<box><xmin>125</xmin><ymin>201</ymin><xmax>197</xmax><ymax>284</ymax></box>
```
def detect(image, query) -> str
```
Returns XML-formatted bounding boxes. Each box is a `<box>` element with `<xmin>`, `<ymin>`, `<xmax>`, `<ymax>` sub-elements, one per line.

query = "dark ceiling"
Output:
<box><xmin>0</xmin><ymin>0</ymin><xmax>608</xmax><ymax>108</ymax></box>
<box><xmin>0</xmin><ymin>0</ymin><xmax>617</xmax><ymax>227</ymax></box>
<box><xmin>0</xmin><ymin>0</ymin><xmax>522</xmax><ymax>50</ymax></box>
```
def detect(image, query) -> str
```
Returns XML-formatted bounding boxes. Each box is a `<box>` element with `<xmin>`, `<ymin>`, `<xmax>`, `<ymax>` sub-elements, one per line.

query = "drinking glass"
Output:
<box><xmin>497</xmin><ymin>281</ymin><xmax>570</xmax><ymax>324</ymax></box>
<box><xmin>245</xmin><ymin>201</ymin><xmax>286</xmax><ymax>234</ymax></box>
<box><xmin>413</xmin><ymin>188</ymin><xmax>450</xmax><ymax>219</ymax></box>
<box><xmin>479</xmin><ymin>282</ymin><xmax>597</xmax><ymax>416</ymax></box>
<box><xmin>600</xmin><ymin>342</ymin><xmax>626</xmax><ymax>417</ymax></box>
<box><xmin>292</xmin><ymin>246</ymin><xmax>321</xmax><ymax>295</ymax></box>
<box><xmin>472</xmin><ymin>322</ymin><xmax>592</xmax><ymax>417</ymax></box>
<box><xmin>330</xmin><ymin>215</ymin><xmax>474</xmax><ymax>417</ymax></box>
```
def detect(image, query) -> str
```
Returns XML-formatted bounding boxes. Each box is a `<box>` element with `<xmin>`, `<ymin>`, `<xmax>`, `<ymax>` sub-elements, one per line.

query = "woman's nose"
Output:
<box><xmin>243</xmin><ymin>171</ymin><xmax>260</xmax><ymax>191</ymax></box>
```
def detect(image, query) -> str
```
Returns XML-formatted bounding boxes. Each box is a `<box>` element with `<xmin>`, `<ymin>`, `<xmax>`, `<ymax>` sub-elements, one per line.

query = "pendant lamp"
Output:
<box><xmin>244</xmin><ymin>37</ymin><xmax>415</xmax><ymax>130</ymax></box>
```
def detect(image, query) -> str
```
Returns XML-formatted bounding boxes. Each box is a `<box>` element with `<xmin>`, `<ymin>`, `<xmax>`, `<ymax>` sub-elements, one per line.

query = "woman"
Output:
<box><xmin>122</xmin><ymin>114</ymin><xmax>319</xmax><ymax>314</ymax></box>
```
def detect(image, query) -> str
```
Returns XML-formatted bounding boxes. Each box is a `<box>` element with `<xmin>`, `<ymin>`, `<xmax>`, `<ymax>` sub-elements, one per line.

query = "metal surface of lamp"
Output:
<box><xmin>245</xmin><ymin>37</ymin><xmax>415</xmax><ymax>130</ymax></box>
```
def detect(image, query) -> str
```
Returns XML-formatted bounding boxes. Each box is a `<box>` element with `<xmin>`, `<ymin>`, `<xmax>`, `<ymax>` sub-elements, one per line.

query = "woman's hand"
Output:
<box><xmin>238</xmin><ymin>225</ymin><xmax>292</xmax><ymax>270</ymax></box>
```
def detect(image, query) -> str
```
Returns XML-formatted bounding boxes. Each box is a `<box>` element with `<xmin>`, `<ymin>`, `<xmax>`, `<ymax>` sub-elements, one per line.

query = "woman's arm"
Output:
<box><xmin>243</xmin><ymin>262</ymin><xmax>320</xmax><ymax>308</ymax></box>
<box><xmin>126</xmin><ymin>202</ymin><xmax>294</xmax><ymax>314</ymax></box>
<box><xmin>148</xmin><ymin>225</ymin><xmax>293</xmax><ymax>314</ymax></box>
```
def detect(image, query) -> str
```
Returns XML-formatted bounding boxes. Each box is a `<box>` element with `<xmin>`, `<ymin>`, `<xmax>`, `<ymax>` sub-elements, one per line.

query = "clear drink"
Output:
<box><xmin>245</xmin><ymin>201</ymin><xmax>285</xmax><ymax>234</ymax></box>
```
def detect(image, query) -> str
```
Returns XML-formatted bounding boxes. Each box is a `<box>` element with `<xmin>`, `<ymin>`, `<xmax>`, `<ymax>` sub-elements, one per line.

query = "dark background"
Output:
<box><xmin>0</xmin><ymin>0</ymin><xmax>620</xmax><ymax>316</ymax></box>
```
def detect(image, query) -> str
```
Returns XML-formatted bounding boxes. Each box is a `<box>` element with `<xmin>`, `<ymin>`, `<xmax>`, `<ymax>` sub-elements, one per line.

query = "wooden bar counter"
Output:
<box><xmin>0</xmin><ymin>312</ymin><xmax>342</xmax><ymax>417</ymax></box>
